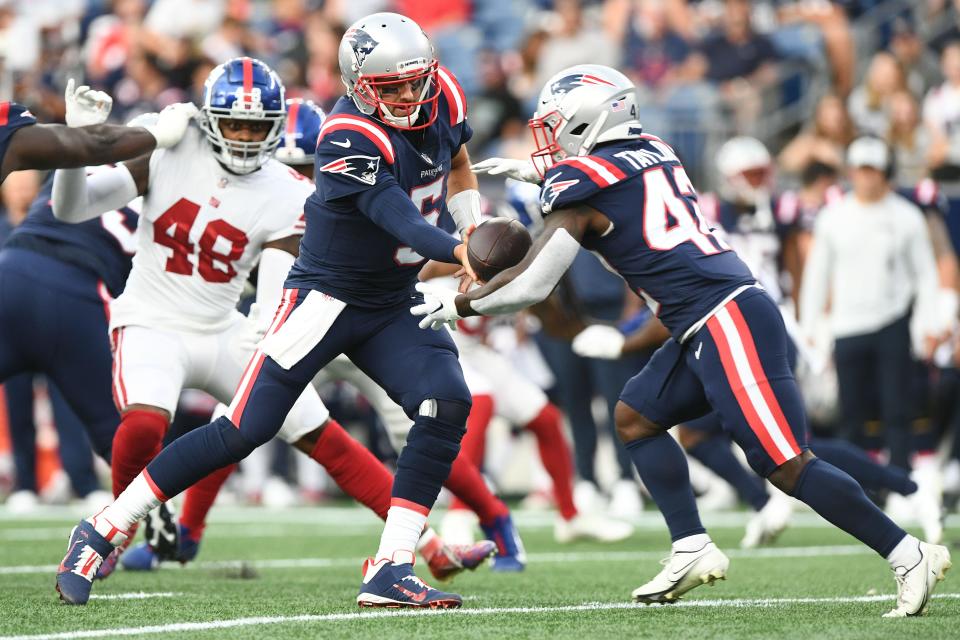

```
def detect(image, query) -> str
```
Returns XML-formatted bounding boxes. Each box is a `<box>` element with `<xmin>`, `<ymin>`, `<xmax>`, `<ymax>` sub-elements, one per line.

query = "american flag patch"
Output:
<box><xmin>611</xmin><ymin>99</ymin><xmax>625</xmax><ymax>112</ymax></box>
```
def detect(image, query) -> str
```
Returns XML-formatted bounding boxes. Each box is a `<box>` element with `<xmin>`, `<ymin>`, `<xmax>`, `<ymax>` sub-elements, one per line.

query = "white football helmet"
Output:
<box><xmin>716</xmin><ymin>136</ymin><xmax>773</xmax><ymax>203</ymax></box>
<box><xmin>529</xmin><ymin>64</ymin><xmax>642</xmax><ymax>177</ymax></box>
<box><xmin>338</xmin><ymin>12</ymin><xmax>439</xmax><ymax>130</ymax></box>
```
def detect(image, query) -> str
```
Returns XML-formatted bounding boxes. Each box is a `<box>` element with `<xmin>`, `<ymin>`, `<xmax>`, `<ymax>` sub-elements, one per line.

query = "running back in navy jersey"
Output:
<box><xmin>286</xmin><ymin>67</ymin><xmax>471</xmax><ymax>307</ymax></box>
<box><xmin>539</xmin><ymin>134</ymin><xmax>755</xmax><ymax>339</ymax></box>
<box><xmin>5</xmin><ymin>174</ymin><xmax>137</xmax><ymax>298</ymax></box>
<box><xmin>0</xmin><ymin>102</ymin><xmax>37</xmax><ymax>173</ymax></box>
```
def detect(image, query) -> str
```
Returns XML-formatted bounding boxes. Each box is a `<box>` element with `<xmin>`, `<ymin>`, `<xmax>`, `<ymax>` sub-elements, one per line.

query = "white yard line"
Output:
<box><xmin>0</xmin><ymin>544</ymin><xmax>872</xmax><ymax>575</ymax></box>
<box><xmin>88</xmin><ymin>593</ymin><xmax>180</xmax><ymax>601</ymax></box>
<box><xmin>3</xmin><ymin>594</ymin><xmax>960</xmax><ymax>640</ymax></box>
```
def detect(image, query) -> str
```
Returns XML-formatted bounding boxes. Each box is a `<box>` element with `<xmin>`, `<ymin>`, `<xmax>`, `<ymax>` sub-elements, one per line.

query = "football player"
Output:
<box><xmin>0</xmin><ymin>81</ymin><xmax>195</xmax><ymax>184</ymax></box>
<box><xmin>418</xmin><ymin>64</ymin><xmax>951</xmax><ymax>616</ymax></box>
<box><xmin>56</xmin><ymin>14</ymin><xmax>484</xmax><ymax>610</ymax></box>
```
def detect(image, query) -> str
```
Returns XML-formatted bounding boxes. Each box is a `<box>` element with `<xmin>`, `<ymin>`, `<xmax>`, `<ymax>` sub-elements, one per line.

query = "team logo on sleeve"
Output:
<box><xmin>540</xmin><ymin>173</ymin><xmax>580</xmax><ymax>213</ymax></box>
<box><xmin>319</xmin><ymin>154</ymin><xmax>380</xmax><ymax>185</ymax></box>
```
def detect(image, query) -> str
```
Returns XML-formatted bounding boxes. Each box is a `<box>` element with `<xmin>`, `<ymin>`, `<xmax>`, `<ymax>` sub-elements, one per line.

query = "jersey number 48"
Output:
<box><xmin>154</xmin><ymin>198</ymin><xmax>249</xmax><ymax>282</ymax></box>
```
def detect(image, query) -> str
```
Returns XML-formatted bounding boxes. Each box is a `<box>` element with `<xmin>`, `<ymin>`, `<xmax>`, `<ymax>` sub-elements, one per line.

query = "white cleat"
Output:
<box><xmin>740</xmin><ymin>490</ymin><xmax>794</xmax><ymax>549</ymax></box>
<box><xmin>631</xmin><ymin>542</ymin><xmax>729</xmax><ymax>604</ymax></box>
<box><xmin>608</xmin><ymin>479</ymin><xmax>643</xmax><ymax>519</ymax></box>
<box><xmin>554</xmin><ymin>513</ymin><xmax>635</xmax><ymax>544</ymax></box>
<box><xmin>910</xmin><ymin>463</ymin><xmax>944</xmax><ymax>544</ymax></box>
<box><xmin>883</xmin><ymin>541</ymin><xmax>951</xmax><ymax>617</ymax></box>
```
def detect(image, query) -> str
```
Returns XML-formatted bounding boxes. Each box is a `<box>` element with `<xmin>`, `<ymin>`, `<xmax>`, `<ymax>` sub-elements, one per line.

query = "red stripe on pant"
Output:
<box><xmin>706</xmin><ymin>314</ymin><xmax>789</xmax><ymax>466</ymax></box>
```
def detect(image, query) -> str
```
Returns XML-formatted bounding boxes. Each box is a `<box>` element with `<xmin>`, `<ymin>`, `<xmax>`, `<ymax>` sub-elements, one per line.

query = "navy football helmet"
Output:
<box><xmin>200</xmin><ymin>57</ymin><xmax>286</xmax><ymax>174</ymax></box>
<box><xmin>275</xmin><ymin>98</ymin><xmax>326</xmax><ymax>166</ymax></box>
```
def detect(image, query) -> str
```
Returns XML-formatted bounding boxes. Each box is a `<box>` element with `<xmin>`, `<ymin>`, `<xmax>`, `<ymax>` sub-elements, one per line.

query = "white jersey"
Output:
<box><xmin>111</xmin><ymin>125</ymin><xmax>312</xmax><ymax>333</ymax></box>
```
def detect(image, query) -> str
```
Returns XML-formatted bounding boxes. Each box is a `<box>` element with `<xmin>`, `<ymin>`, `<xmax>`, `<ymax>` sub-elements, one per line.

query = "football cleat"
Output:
<box><xmin>740</xmin><ymin>491</ymin><xmax>794</xmax><ymax>549</ymax></box>
<box><xmin>480</xmin><ymin>514</ymin><xmax>527</xmax><ymax>572</ymax></box>
<box><xmin>631</xmin><ymin>542</ymin><xmax>729</xmax><ymax>604</ymax></box>
<box><xmin>555</xmin><ymin>512</ymin><xmax>634</xmax><ymax>544</ymax></box>
<box><xmin>95</xmin><ymin>521</ymin><xmax>139</xmax><ymax>580</ymax></box>
<box><xmin>144</xmin><ymin>503</ymin><xmax>180</xmax><ymax>561</ymax></box>
<box><xmin>56</xmin><ymin>521</ymin><xmax>116</xmax><ymax>605</ymax></box>
<box><xmin>357</xmin><ymin>552</ymin><xmax>462</xmax><ymax>609</ymax></box>
<box><xmin>425</xmin><ymin>540</ymin><xmax>497</xmax><ymax>581</ymax></box>
<box><xmin>883</xmin><ymin>540</ymin><xmax>951</xmax><ymax>617</ymax></box>
<box><xmin>122</xmin><ymin>523</ymin><xmax>201</xmax><ymax>571</ymax></box>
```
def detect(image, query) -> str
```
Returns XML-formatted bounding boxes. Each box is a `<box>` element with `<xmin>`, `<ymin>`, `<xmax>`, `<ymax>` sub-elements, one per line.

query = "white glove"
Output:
<box><xmin>470</xmin><ymin>157</ymin><xmax>540</xmax><ymax>184</ymax></box>
<box><xmin>232</xmin><ymin>304</ymin><xmax>268</xmax><ymax>355</ymax></box>
<box><xmin>572</xmin><ymin>324</ymin><xmax>625</xmax><ymax>359</ymax></box>
<box><xmin>411</xmin><ymin>281</ymin><xmax>462</xmax><ymax>330</ymax></box>
<box><xmin>64</xmin><ymin>78</ymin><xmax>113</xmax><ymax>127</ymax></box>
<box><xmin>143</xmin><ymin>102</ymin><xmax>199</xmax><ymax>148</ymax></box>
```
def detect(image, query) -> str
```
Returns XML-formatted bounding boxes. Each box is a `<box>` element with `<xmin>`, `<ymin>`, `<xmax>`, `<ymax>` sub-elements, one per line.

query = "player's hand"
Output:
<box><xmin>453</xmin><ymin>224</ymin><xmax>478</xmax><ymax>293</ymax></box>
<box><xmin>411</xmin><ymin>281</ymin><xmax>462</xmax><ymax>331</ymax></box>
<box><xmin>144</xmin><ymin>102</ymin><xmax>199</xmax><ymax>148</ymax></box>
<box><xmin>470</xmin><ymin>158</ymin><xmax>540</xmax><ymax>184</ymax></box>
<box><xmin>572</xmin><ymin>324</ymin><xmax>625</xmax><ymax>359</ymax></box>
<box><xmin>64</xmin><ymin>78</ymin><xmax>113</xmax><ymax>127</ymax></box>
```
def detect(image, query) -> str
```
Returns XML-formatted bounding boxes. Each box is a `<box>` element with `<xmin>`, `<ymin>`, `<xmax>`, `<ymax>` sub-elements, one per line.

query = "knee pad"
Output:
<box><xmin>214</xmin><ymin>416</ymin><xmax>261</xmax><ymax>462</ymax></box>
<box><xmin>418</xmin><ymin>398</ymin><xmax>472</xmax><ymax>428</ymax></box>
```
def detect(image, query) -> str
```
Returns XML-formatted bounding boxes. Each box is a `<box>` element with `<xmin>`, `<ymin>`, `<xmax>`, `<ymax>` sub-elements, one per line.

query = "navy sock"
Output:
<box><xmin>392</xmin><ymin>415</ymin><xmax>464</xmax><ymax>507</ymax></box>
<box><xmin>811</xmin><ymin>438</ymin><xmax>917</xmax><ymax>496</ymax></box>
<box><xmin>625</xmin><ymin>433</ymin><xmax>705</xmax><ymax>541</ymax></box>
<box><xmin>793</xmin><ymin>458</ymin><xmax>906</xmax><ymax>556</ymax></box>
<box><xmin>688</xmin><ymin>438</ymin><xmax>769</xmax><ymax>511</ymax></box>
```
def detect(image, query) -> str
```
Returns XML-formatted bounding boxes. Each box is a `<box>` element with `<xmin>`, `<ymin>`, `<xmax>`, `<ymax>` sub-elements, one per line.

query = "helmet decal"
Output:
<box><xmin>548</xmin><ymin>73</ymin><xmax>616</xmax><ymax>98</ymax></box>
<box><xmin>346</xmin><ymin>27</ymin><xmax>380</xmax><ymax>69</ymax></box>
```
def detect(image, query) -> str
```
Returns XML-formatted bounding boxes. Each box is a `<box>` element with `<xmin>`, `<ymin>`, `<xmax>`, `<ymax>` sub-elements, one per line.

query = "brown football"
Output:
<box><xmin>466</xmin><ymin>218</ymin><xmax>533</xmax><ymax>283</ymax></box>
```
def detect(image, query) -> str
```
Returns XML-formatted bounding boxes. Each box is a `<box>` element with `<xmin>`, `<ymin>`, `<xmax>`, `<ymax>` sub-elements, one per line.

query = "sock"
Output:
<box><xmin>111</xmin><ymin>410</ymin><xmax>168</xmax><ymax>497</ymax></box>
<box><xmin>672</xmin><ymin>532</ymin><xmax>713</xmax><ymax>553</ymax></box>
<box><xmin>94</xmin><ymin>473</ymin><xmax>164</xmax><ymax>540</ymax></box>
<box><xmin>524</xmin><ymin>403</ymin><xmax>578</xmax><ymax>520</ymax></box>
<box><xmin>886</xmin><ymin>533</ymin><xmax>923</xmax><ymax>570</ymax></box>
<box><xmin>810</xmin><ymin>438</ymin><xmax>917</xmax><ymax>496</ymax></box>
<box><xmin>444</xmin><ymin>453</ymin><xmax>510</xmax><ymax>525</ymax></box>
<box><xmin>793</xmin><ymin>458</ymin><xmax>907</xmax><ymax>557</ymax></box>
<box><xmin>309</xmin><ymin>420</ymin><xmax>392</xmax><ymax>520</ymax></box>
<box><xmin>687</xmin><ymin>437</ymin><xmax>769</xmax><ymax>511</ymax></box>
<box><xmin>180</xmin><ymin>463</ymin><xmax>238</xmax><ymax>540</ymax></box>
<box><xmin>376</xmin><ymin>500</ymin><xmax>429</xmax><ymax>563</ymax></box>
<box><xmin>625</xmin><ymin>433</ymin><xmax>705</xmax><ymax>541</ymax></box>
<box><xmin>449</xmin><ymin>395</ymin><xmax>495</xmax><ymax>512</ymax></box>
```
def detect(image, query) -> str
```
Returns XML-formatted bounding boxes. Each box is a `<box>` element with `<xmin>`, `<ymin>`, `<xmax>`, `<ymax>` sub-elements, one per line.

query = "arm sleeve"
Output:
<box><xmin>907</xmin><ymin>209</ymin><xmax>944</xmax><ymax>336</ymax></box>
<box><xmin>356</xmin><ymin>183</ymin><xmax>460</xmax><ymax>263</ymax></box>
<box><xmin>51</xmin><ymin>164</ymin><xmax>139</xmax><ymax>223</ymax></box>
<box><xmin>470</xmin><ymin>229</ymin><xmax>581</xmax><ymax>315</ymax></box>
<box><xmin>799</xmin><ymin>214</ymin><xmax>832</xmax><ymax>339</ymax></box>
<box><xmin>256</xmin><ymin>247</ymin><xmax>296</xmax><ymax>322</ymax></box>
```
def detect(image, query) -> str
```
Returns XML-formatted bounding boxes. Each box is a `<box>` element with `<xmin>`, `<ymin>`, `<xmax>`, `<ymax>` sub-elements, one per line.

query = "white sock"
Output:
<box><xmin>376</xmin><ymin>504</ymin><xmax>428</xmax><ymax>564</ymax></box>
<box><xmin>89</xmin><ymin>474</ymin><xmax>162</xmax><ymax>544</ymax></box>
<box><xmin>887</xmin><ymin>534</ymin><xmax>922</xmax><ymax>570</ymax></box>
<box><xmin>672</xmin><ymin>533</ymin><xmax>712</xmax><ymax>554</ymax></box>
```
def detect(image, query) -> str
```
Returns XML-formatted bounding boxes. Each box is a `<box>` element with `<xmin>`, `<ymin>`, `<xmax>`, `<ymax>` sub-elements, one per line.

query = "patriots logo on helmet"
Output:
<box><xmin>549</xmin><ymin>73</ymin><xmax>616</xmax><ymax>97</ymax></box>
<box><xmin>346</xmin><ymin>28</ymin><xmax>379</xmax><ymax>69</ymax></box>
<box><xmin>319</xmin><ymin>154</ymin><xmax>380</xmax><ymax>185</ymax></box>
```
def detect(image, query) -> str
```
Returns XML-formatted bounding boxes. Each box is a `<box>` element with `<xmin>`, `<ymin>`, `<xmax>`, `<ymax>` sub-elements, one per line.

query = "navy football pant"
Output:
<box><xmin>0</xmin><ymin>249</ymin><xmax>118</xmax><ymax>461</ymax></box>
<box><xmin>146</xmin><ymin>289</ymin><xmax>471</xmax><ymax>508</ymax></box>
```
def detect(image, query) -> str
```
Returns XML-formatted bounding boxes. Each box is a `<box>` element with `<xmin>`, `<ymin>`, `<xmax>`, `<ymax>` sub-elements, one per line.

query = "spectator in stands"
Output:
<box><xmin>83</xmin><ymin>0</ymin><xmax>148</xmax><ymax>89</ymax></box>
<box><xmin>887</xmin><ymin>90</ymin><xmax>934</xmax><ymax>187</ymax></box>
<box><xmin>304</xmin><ymin>12</ymin><xmax>345</xmax><ymax>110</ymax></box>
<box><xmin>779</xmin><ymin>92</ymin><xmax>855</xmax><ymax>175</ymax></box>
<box><xmin>924</xmin><ymin>41</ymin><xmax>960</xmax><ymax>181</ymax></box>
<box><xmin>775</xmin><ymin>0</ymin><xmax>856</xmax><ymax>97</ymax></box>
<box><xmin>889</xmin><ymin>17</ymin><xmax>941</xmax><ymax>98</ymax></box>
<box><xmin>467</xmin><ymin>50</ymin><xmax>527</xmax><ymax>155</ymax></box>
<box><xmin>847</xmin><ymin>51</ymin><xmax>908</xmax><ymax>137</ymax></box>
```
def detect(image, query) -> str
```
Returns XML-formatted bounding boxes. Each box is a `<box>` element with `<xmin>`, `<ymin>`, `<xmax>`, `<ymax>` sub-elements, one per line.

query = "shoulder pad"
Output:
<box><xmin>437</xmin><ymin>67</ymin><xmax>467</xmax><ymax>126</ymax></box>
<box><xmin>317</xmin><ymin>114</ymin><xmax>395</xmax><ymax>164</ymax></box>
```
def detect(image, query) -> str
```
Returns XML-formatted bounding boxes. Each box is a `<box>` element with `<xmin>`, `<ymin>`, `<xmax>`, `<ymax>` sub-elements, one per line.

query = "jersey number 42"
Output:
<box><xmin>154</xmin><ymin>198</ymin><xmax>249</xmax><ymax>282</ymax></box>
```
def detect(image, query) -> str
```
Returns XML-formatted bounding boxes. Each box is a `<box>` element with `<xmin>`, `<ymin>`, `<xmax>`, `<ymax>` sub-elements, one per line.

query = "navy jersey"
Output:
<box><xmin>5</xmin><ymin>175</ymin><xmax>138</xmax><ymax>298</ymax></box>
<box><xmin>539</xmin><ymin>134</ymin><xmax>755</xmax><ymax>339</ymax></box>
<box><xmin>0</xmin><ymin>102</ymin><xmax>37</xmax><ymax>177</ymax></box>
<box><xmin>897</xmin><ymin>179</ymin><xmax>949</xmax><ymax>219</ymax></box>
<box><xmin>287</xmin><ymin>68</ymin><xmax>471</xmax><ymax>307</ymax></box>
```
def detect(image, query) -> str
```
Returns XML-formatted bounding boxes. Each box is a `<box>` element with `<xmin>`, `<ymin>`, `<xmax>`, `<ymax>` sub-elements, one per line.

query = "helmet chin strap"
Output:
<box><xmin>379</xmin><ymin>103</ymin><xmax>421</xmax><ymax>128</ymax></box>
<box><xmin>577</xmin><ymin>111</ymin><xmax>608</xmax><ymax>156</ymax></box>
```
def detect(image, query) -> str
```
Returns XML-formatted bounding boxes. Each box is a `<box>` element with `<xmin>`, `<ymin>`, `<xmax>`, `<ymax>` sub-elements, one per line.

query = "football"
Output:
<box><xmin>466</xmin><ymin>218</ymin><xmax>533</xmax><ymax>283</ymax></box>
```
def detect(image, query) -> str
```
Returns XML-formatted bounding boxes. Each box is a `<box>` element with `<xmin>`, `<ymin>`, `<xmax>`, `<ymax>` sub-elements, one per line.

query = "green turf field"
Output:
<box><xmin>1</xmin><ymin>505</ymin><xmax>957</xmax><ymax>639</ymax></box>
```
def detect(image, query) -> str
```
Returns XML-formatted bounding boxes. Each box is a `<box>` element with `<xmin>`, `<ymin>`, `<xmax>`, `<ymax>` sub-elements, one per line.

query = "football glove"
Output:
<box><xmin>572</xmin><ymin>324</ymin><xmax>625</xmax><ymax>359</ymax></box>
<box><xmin>470</xmin><ymin>157</ymin><xmax>540</xmax><ymax>184</ymax></box>
<box><xmin>64</xmin><ymin>79</ymin><xmax>113</xmax><ymax>127</ymax></box>
<box><xmin>411</xmin><ymin>282</ymin><xmax>462</xmax><ymax>331</ymax></box>
<box><xmin>143</xmin><ymin>102</ymin><xmax>199</xmax><ymax>149</ymax></box>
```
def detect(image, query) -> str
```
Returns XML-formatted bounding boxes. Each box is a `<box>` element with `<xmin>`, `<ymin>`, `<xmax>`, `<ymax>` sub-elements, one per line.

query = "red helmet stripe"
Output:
<box><xmin>286</xmin><ymin>100</ymin><xmax>300</xmax><ymax>135</ymax></box>
<box><xmin>242</xmin><ymin>57</ymin><xmax>253</xmax><ymax>103</ymax></box>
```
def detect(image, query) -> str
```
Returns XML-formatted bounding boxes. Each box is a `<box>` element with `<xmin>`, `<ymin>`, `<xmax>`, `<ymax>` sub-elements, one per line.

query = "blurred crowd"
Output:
<box><xmin>2</xmin><ymin>0</ymin><xmax>960</xmax><ymax>539</ymax></box>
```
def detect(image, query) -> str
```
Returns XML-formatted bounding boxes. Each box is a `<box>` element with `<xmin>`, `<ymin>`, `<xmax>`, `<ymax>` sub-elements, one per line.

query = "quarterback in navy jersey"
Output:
<box><xmin>55</xmin><ymin>14</ymin><xmax>482</xmax><ymax>610</ymax></box>
<box><xmin>0</xmin><ymin>83</ymin><xmax>196</xmax><ymax>185</ymax></box>
<box><xmin>420</xmin><ymin>63</ymin><xmax>951</xmax><ymax>616</ymax></box>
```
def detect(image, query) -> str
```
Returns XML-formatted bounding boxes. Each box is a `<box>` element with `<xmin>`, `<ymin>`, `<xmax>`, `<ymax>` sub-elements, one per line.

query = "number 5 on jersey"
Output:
<box><xmin>154</xmin><ymin>198</ymin><xmax>249</xmax><ymax>283</ymax></box>
<box><xmin>394</xmin><ymin>177</ymin><xmax>446</xmax><ymax>266</ymax></box>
